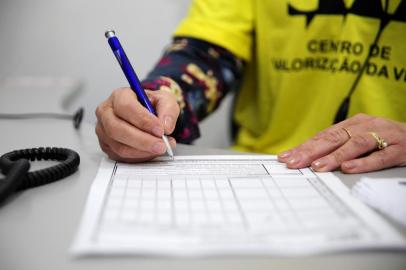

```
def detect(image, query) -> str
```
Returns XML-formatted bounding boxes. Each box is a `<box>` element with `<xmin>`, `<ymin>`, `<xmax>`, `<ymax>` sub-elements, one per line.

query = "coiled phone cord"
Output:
<box><xmin>0</xmin><ymin>147</ymin><xmax>80</xmax><ymax>204</ymax></box>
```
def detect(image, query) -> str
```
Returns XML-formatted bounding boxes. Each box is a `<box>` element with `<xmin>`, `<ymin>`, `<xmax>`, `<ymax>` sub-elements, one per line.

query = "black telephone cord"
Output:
<box><xmin>333</xmin><ymin>0</ymin><xmax>390</xmax><ymax>123</ymax></box>
<box><xmin>0</xmin><ymin>147</ymin><xmax>80</xmax><ymax>204</ymax></box>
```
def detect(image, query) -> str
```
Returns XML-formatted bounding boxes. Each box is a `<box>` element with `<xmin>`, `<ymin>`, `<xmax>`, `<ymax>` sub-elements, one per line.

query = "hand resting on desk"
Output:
<box><xmin>278</xmin><ymin>113</ymin><xmax>406</xmax><ymax>174</ymax></box>
<box><xmin>95</xmin><ymin>87</ymin><xmax>179</xmax><ymax>162</ymax></box>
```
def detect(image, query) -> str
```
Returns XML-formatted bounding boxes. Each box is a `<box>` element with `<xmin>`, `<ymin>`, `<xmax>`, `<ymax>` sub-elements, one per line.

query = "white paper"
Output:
<box><xmin>72</xmin><ymin>155</ymin><xmax>406</xmax><ymax>256</ymax></box>
<box><xmin>352</xmin><ymin>177</ymin><xmax>406</xmax><ymax>227</ymax></box>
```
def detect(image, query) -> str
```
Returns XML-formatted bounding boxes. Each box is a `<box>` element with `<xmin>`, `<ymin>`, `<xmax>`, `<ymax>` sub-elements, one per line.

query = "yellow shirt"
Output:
<box><xmin>175</xmin><ymin>0</ymin><xmax>406</xmax><ymax>153</ymax></box>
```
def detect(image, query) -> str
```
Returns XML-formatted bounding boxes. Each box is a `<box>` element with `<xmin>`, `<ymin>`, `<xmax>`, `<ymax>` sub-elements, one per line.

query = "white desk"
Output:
<box><xmin>0</xmin><ymin>119</ymin><xmax>405</xmax><ymax>270</ymax></box>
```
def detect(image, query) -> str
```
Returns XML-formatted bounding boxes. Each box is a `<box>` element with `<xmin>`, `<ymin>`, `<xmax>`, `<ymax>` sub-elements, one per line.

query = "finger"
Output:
<box><xmin>278</xmin><ymin>113</ymin><xmax>374</xmax><ymax>163</ymax></box>
<box><xmin>148</xmin><ymin>90</ymin><xmax>180</xmax><ymax>135</ymax></box>
<box><xmin>279</xmin><ymin>113</ymin><xmax>378</xmax><ymax>168</ymax></box>
<box><xmin>311</xmin><ymin>127</ymin><xmax>398</xmax><ymax>172</ymax></box>
<box><xmin>102</xmin><ymin>142</ymin><xmax>157</xmax><ymax>163</ymax></box>
<box><xmin>95</xmin><ymin>98</ymin><xmax>110</xmax><ymax>121</ymax></box>
<box><xmin>310</xmin><ymin>132</ymin><xmax>381</xmax><ymax>172</ymax></box>
<box><xmin>96</xmin><ymin>122</ymin><xmax>158</xmax><ymax>162</ymax></box>
<box><xmin>278</xmin><ymin>127</ymin><xmax>349</xmax><ymax>164</ymax></box>
<box><xmin>340</xmin><ymin>145</ymin><xmax>401</xmax><ymax>173</ymax></box>
<box><xmin>100</xmin><ymin>140</ymin><xmax>156</xmax><ymax>163</ymax></box>
<box><xmin>111</xmin><ymin>88</ymin><xmax>165</xmax><ymax>138</ymax></box>
<box><xmin>282</xmin><ymin>127</ymin><xmax>351</xmax><ymax>169</ymax></box>
<box><xmin>99</xmin><ymin>106</ymin><xmax>167</xmax><ymax>155</ymax></box>
<box><xmin>167</xmin><ymin>136</ymin><xmax>177</xmax><ymax>149</ymax></box>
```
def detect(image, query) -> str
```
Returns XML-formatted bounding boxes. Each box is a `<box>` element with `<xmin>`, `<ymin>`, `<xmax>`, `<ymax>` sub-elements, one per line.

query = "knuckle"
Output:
<box><xmin>331</xmin><ymin>150</ymin><xmax>346</xmax><ymax>164</ymax></box>
<box><xmin>299</xmin><ymin>146</ymin><xmax>315</xmax><ymax>160</ymax></box>
<box><xmin>323</xmin><ymin>130</ymin><xmax>344</xmax><ymax>144</ymax></box>
<box><xmin>370</xmin><ymin>117</ymin><xmax>387</xmax><ymax>129</ymax></box>
<box><xmin>95</xmin><ymin>101</ymin><xmax>108</xmax><ymax>119</ymax></box>
<box><xmin>111</xmin><ymin>87</ymin><xmax>129</xmax><ymax>102</ymax></box>
<box><xmin>113</xmin><ymin>87</ymin><xmax>125</xmax><ymax>95</ymax></box>
<box><xmin>354</xmin><ymin>113</ymin><xmax>373</xmax><ymax>121</ymax></box>
<box><xmin>312</xmin><ymin>130</ymin><xmax>327</xmax><ymax>141</ymax></box>
<box><xmin>114</xmin><ymin>144</ymin><xmax>131</xmax><ymax>158</ymax></box>
<box><xmin>117</xmin><ymin>97</ymin><xmax>133</xmax><ymax>115</ymax></box>
<box><xmin>352</xmin><ymin>135</ymin><xmax>370</xmax><ymax>149</ymax></box>
<box><xmin>103</xmin><ymin>120</ymin><xmax>119</xmax><ymax>139</ymax></box>
<box><xmin>111</xmin><ymin>88</ymin><xmax>121</xmax><ymax>99</ymax></box>
<box><xmin>138</xmin><ymin>115</ymin><xmax>155</xmax><ymax>130</ymax></box>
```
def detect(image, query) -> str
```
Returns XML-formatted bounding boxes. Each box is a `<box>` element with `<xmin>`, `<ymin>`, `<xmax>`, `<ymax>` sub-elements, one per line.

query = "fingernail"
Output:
<box><xmin>164</xmin><ymin>116</ymin><xmax>173</xmax><ymax>131</ymax></box>
<box><xmin>312</xmin><ymin>160</ymin><xmax>327</xmax><ymax>171</ymax></box>
<box><xmin>152</xmin><ymin>142</ymin><xmax>166</xmax><ymax>154</ymax></box>
<box><xmin>152</xmin><ymin>126</ymin><xmax>164</xmax><ymax>137</ymax></box>
<box><xmin>279</xmin><ymin>151</ymin><xmax>291</xmax><ymax>159</ymax></box>
<box><xmin>342</xmin><ymin>162</ymin><xmax>356</xmax><ymax>171</ymax></box>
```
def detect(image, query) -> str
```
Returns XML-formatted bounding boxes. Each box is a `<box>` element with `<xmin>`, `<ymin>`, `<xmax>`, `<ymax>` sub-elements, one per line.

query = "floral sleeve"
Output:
<box><xmin>141</xmin><ymin>37</ymin><xmax>245</xmax><ymax>144</ymax></box>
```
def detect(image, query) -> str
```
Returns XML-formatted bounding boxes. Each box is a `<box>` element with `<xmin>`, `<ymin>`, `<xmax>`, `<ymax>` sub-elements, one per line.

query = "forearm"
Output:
<box><xmin>141</xmin><ymin>37</ymin><xmax>245</xmax><ymax>144</ymax></box>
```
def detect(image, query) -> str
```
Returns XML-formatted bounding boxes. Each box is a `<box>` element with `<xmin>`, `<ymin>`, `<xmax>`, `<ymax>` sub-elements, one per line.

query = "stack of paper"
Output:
<box><xmin>352</xmin><ymin>177</ymin><xmax>406</xmax><ymax>227</ymax></box>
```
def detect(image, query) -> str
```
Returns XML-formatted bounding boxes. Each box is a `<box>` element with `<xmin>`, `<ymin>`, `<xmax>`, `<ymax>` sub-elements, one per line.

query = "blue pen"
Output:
<box><xmin>105</xmin><ymin>30</ymin><xmax>174</xmax><ymax>159</ymax></box>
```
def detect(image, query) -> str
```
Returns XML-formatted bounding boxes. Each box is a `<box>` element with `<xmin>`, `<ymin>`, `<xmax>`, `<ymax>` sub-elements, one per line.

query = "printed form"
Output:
<box><xmin>72</xmin><ymin>155</ymin><xmax>406</xmax><ymax>256</ymax></box>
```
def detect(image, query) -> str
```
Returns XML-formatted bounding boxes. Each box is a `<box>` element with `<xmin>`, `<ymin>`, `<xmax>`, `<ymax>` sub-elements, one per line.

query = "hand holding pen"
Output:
<box><xmin>95</xmin><ymin>30</ymin><xmax>179</xmax><ymax>162</ymax></box>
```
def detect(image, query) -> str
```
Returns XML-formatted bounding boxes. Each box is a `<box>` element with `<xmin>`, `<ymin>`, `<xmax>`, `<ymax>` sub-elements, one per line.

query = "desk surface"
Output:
<box><xmin>0</xmin><ymin>77</ymin><xmax>83</xmax><ymax>114</ymax></box>
<box><xmin>0</xmin><ymin>119</ymin><xmax>405</xmax><ymax>270</ymax></box>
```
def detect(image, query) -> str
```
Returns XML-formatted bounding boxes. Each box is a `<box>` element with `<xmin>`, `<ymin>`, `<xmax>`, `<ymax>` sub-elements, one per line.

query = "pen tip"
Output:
<box><xmin>161</xmin><ymin>135</ymin><xmax>174</xmax><ymax>160</ymax></box>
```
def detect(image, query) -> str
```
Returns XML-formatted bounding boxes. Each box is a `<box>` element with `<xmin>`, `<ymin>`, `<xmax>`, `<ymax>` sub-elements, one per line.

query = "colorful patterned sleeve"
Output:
<box><xmin>141</xmin><ymin>37</ymin><xmax>245</xmax><ymax>144</ymax></box>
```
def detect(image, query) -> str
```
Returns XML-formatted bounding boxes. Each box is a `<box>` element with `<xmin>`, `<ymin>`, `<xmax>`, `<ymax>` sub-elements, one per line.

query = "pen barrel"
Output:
<box><xmin>107</xmin><ymin>36</ymin><xmax>156</xmax><ymax>115</ymax></box>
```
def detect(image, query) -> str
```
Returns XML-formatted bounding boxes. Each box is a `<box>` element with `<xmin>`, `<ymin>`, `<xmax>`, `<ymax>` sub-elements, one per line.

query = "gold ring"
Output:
<box><xmin>369</xmin><ymin>132</ymin><xmax>388</xmax><ymax>150</ymax></box>
<box><xmin>342</xmin><ymin>127</ymin><xmax>352</xmax><ymax>139</ymax></box>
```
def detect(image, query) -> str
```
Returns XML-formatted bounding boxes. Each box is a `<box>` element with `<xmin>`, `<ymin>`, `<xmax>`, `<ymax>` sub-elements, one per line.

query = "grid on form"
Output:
<box><xmin>100</xmin><ymin>161</ymin><xmax>362</xmax><ymax>237</ymax></box>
